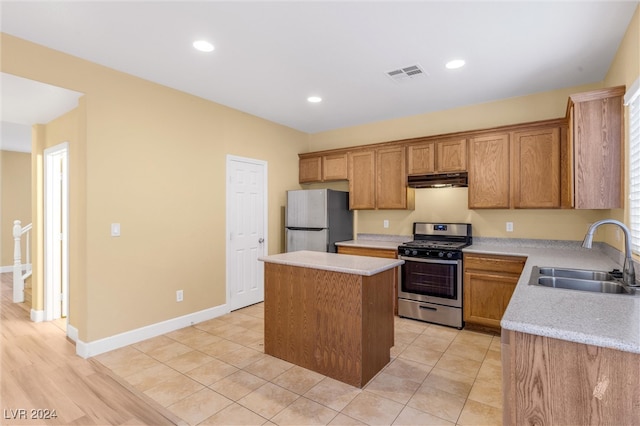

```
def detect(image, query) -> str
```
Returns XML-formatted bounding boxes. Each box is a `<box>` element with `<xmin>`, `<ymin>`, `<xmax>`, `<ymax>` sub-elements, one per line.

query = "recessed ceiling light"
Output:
<box><xmin>193</xmin><ymin>40</ymin><xmax>214</xmax><ymax>52</ymax></box>
<box><xmin>307</xmin><ymin>96</ymin><xmax>322</xmax><ymax>103</ymax></box>
<box><xmin>445</xmin><ymin>59</ymin><xmax>465</xmax><ymax>69</ymax></box>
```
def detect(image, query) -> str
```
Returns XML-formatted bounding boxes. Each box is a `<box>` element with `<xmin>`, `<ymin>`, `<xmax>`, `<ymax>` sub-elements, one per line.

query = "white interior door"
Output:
<box><xmin>44</xmin><ymin>142</ymin><xmax>69</xmax><ymax>321</ymax></box>
<box><xmin>226</xmin><ymin>155</ymin><xmax>267</xmax><ymax>311</ymax></box>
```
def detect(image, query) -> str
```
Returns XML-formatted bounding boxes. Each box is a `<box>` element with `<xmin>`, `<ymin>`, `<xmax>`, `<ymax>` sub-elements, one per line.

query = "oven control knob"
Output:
<box><xmin>438</xmin><ymin>251</ymin><xmax>445</xmax><ymax>258</ymax></box>
<box><xmin>404</xmin><ymin>249</ymin><xmax>411</xmax><ymax>255</ymax></box>
<box><xmin>411</xmin><ymin>250</ymin><xmax>418</xmax><ymax>256</ymax></box>
<box><xmin>446</xmin><ymin>252</ymin><xmax>454</xmax><ymax>259</ymax></box>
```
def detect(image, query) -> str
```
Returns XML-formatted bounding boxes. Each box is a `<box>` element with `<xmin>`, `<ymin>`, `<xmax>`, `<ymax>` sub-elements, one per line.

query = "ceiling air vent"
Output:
<box><xmin>386</xmin><ymin>64</ymin><xmax>427</xmax><ymax>82</ymax></box>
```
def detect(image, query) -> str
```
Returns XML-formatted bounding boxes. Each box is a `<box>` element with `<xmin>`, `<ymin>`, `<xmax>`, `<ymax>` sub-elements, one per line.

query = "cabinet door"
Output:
<box><xmin>437</xmin><ymin>138</ymin><xmax>467</xmax><ymax>172</ymax></box>
<box><xmin>468</xmin><ymin>134</ymin><xmax>510</xmax><ymax>208</ymax></box>
<box><xmin>512</xmin><ymin>127</ymin><xmax>561</xmax><ymax>208</ymax></box>
<box><xmin>348</xmin><ymin>150</ymin><xmax>376</xmax><ymax>210</ymax></box>
<box><xmin>572</xmin><ymin>92</ymin><xmax>623</xmax><ymax>209</ymax></box>
<box><xmin>376</xmin><ymin>146</ymin><xmax>408</xmax><ymax>209</ymax></box>
<box><xmin>463</xmin><ymin>253</ymin><xmax>525</xmax><ymax>331</ymax></box>
<box><xmin>323</xmin><ymin>153</ymin><xmax>348</xmax><ymax>181</ymax></box>
<box><xmin>407</xmin><ymin>142</ymin><xmax>436</xmax><ymax>175</ymax></box>
<box><xmin>299</xmin><ymin>156</ymin><xmax>322</xmax><ymax>183</ymax></box>
<box><xmin>463</xmin><ymin>271</ymin><xmax>517</xmax><ymax>329</ymax></box>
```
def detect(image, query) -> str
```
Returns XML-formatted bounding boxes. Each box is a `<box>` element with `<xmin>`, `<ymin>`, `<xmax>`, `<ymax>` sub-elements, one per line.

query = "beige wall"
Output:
<box><xmin>307</xmin><ymin>4</ymin><xmax>640</xmax><ymax>245</ymax></box>
<box><xmin>602</xmin><ymin>4</ymin><xmax>640</xmax><ymax>250</ymax></box>
<box><xmin>30</xmin><ymin>104</ymin><xmax>87</xmax><ymax>330</ymax></box>
<box><xmin>0</xmin><ymin>150</ymin><xmax>31</xmax><ymax>266</ymax></box>
<box><xmin>1</xmin><ymin>33</ymin><xmax>307</xmax><ymax>342</ymax></box>
<box><xmin>307</xmin><ymin>82</ymin><xmax>608</xmax><ymax>241</ymax></box>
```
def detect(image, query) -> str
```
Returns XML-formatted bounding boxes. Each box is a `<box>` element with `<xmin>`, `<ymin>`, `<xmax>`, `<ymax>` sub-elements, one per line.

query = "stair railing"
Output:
<box><xmin>13</xmin><ymin>220</ymin><xmax>32</xmax><ymax>303</ymax></box>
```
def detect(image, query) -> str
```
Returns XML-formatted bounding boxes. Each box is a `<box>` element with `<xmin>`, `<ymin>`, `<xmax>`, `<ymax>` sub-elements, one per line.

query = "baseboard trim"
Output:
<box><xmin>67</xmin><ymin>324</ymin><xmax>79</xmax><ymax>342</ymax></box>
<box><xmin>75</xmin><ymin>304</ymin><xmax>231</xmax><ymax>359</ymax></box>
<box><xmin>30</xmin><ymin>309</ymin><xmax>44</xmax><ymax>322</ymax></box>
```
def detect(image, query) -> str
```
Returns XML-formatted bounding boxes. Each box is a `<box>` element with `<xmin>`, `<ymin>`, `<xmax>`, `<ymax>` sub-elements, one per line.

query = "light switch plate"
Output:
<box><xmin>506</xmin><ymin>222</ymin><xmax>514</xmax><ymax>232</ymax></box>
<box><xmin>111</xmin><ymin>223</ymin><xmax>121</xmax><ymax>237</ymax></box>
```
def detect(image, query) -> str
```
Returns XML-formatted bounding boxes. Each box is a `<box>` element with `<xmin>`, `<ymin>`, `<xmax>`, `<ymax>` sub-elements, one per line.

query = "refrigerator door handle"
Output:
<box><xmin>286</xmin><ymin>227</ymin><xmax>325</xmax><ymax>231</ymax></box>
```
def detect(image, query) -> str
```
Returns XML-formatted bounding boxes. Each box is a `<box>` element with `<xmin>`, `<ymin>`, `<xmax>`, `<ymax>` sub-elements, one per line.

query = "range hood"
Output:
<box><xmin>408</xmin><ymin>172</ymin><xmax>468</xmax><ymax>188</ymax></box>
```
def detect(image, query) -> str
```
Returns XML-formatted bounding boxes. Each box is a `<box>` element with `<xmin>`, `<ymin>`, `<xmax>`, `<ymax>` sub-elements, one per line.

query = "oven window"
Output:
<box><xmin>402</xmin><ymin>261</ymin><xmax>457</xmax><ymax>299</ymax></box>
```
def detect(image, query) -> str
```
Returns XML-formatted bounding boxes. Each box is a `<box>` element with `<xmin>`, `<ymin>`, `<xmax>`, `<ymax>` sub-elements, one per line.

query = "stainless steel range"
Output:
<box><xmin>397</xmin><ymin>222</ymin><xmax>472</xmax><ymax>329</ymax></box>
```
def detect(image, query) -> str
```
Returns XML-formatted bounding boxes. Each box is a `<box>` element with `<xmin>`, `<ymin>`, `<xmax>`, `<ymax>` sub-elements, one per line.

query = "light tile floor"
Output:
<box><xmin>95</xmin><ymin>304</ymin><xmax>503</xmax><ymax>425</ymax></box>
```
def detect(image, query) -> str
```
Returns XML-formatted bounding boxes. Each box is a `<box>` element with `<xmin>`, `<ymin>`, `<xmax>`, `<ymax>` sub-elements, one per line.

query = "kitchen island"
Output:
<box><xmin>258</xmin><ymin>250</ymin><xmax>403</xmax><ymax>387</ymax></box>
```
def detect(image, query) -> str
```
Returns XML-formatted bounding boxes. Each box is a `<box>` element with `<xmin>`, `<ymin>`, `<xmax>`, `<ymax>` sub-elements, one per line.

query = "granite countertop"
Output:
<box><xmin>465</xmin><ymin>239</ymin><xmax>640</xmax><ymax>354</ymax></box>
<box><xmin>335</xmin><ymin>234</ymin><xmax>412</xmax><ymax>250</ymax></box>
<box><xmin>259</xmin><ymin>250</ymin><xmax>404</xmax><ymax>276</ymax></box>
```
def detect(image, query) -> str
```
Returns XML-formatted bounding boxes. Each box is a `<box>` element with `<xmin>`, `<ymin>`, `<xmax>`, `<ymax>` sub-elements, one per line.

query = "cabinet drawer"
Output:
<box><xmin>464</xmin><ymin>253</ymin><xmax>526</xmax><ymax>275</ymax></box>
<box><xmin>337</xmin><ymin>246</ymin><xmax>397</xmax><ymax>259</ymax></box>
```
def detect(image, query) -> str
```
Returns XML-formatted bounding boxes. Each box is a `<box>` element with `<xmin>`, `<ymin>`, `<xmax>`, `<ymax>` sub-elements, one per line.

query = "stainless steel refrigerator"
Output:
<box><xmin>285</xmin><ymin>189</ymin><xmax>353</xmax><ymax>253</ymax></box>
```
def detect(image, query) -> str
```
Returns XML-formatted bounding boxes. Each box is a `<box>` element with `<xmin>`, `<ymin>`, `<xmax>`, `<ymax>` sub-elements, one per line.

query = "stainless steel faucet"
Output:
<box><xmin>582</xmin><ymin>219</ymin><xmax>637</xmax><ymax>286</ymax></box>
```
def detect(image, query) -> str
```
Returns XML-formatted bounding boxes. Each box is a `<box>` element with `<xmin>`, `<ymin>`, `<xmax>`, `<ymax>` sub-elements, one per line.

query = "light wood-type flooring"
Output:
<box><xmin>2</xmin><ymin>271</ymin><xmax>504</xmax><ymax>425</ymax></box>
<box><xmin>0</xmin><ymin>273</ymin><xmax>182</xmax><ymax>425</ymax></box>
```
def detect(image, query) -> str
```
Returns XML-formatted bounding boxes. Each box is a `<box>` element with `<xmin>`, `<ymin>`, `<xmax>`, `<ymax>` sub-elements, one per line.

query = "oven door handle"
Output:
<box><xmin>398</xmin><ymin>255</ymin><xmax>459</xmax><ymax>265</ymax></box>
<box><xmin>419</xmin><ymin>305</ymin><xmax>437</xmax><ymax>311</ymax></box>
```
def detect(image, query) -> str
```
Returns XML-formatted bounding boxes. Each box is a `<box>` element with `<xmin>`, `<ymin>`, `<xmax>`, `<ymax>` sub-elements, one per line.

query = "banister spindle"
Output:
<box><xmin>13</xmin><ymin>220</ymin><xmax>24</xmax><ymax>303</ymax></box>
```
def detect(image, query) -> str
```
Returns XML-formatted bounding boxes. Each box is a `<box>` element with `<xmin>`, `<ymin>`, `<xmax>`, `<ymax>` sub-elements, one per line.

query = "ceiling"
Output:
<box><xmin>1</xmin><ymin>1</ymin><xmax>638</xmax><ymax>145</ymax></box>
<box><xmin>1</xmin><ymin>73</ymin><xmax>83</xmax><ymax>152</ymax></box>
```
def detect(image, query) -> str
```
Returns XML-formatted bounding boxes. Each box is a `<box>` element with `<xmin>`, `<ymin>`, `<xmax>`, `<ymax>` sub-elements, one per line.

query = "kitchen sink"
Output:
<box><xmin>529</xmin><ymin>266</ymin><xmax>638</xmax><ymax>295</ymax></box>
<box><xmin>537</xmin><ymin>276</ymin><xmax>631</xmax><ymax>294</ymax></box>
<box><xmin>537</xmin><ymin>267</ymin><xmax>614</xmax><ymax>281</ymax></box>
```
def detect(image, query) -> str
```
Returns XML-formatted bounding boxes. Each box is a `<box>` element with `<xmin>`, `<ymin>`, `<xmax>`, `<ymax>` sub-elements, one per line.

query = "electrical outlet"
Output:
<box><xmin>176</xmin><ymin>290</ymin><xmax>183</xmax><ymax>302</ymax></box>
<box><xmin>383</xmin><ymin>220</ymin><xmax>389</xmax><ymax>229</ymax></box>
<box><xmin>506</xmin><ymin>222</ymin><xmax>514</xmax><ymax>232</ymax></box>
<box><xmin>111</xmin><ymin>223</ymin><xmax>121</xmax><ymax>237</ymax></box>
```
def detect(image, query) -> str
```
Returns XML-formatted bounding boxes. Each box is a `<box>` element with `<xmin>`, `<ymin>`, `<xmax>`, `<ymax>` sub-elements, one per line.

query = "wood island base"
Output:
<box><xmin>263</xmin><ymin>262</ymin><xmax>395</xmax><ymax>388</ymax></box>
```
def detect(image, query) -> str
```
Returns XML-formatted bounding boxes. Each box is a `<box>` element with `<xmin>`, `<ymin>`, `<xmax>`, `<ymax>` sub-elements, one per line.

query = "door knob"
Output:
<box><xmin>258</xmin><ymin>238</ymin><xmax>264</xmax><ymax>244</ymax></box>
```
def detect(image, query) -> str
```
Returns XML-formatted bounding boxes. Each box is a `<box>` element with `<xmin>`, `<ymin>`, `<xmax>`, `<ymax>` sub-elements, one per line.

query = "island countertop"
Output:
<box><xmin>464</xmin><ymin>239</ymin><xmax>640</xmax><ymax>354</ymax></box>
<box><xmin>259</xmin><ymin>250</ymin><xmax>404</xmax><ymax>276</ymax></box>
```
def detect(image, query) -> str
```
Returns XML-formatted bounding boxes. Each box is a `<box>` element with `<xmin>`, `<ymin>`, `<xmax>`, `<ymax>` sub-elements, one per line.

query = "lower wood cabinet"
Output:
<box><xmin>502</xmin><ymin>330</ymin><xmax>640</xmax><ymax>425</ymax></box>
<box><xmin>337</xmin><ymin>245</ymin><xmax>400</xmax><ymax>315</ymax></box>
<box><xmin>463</xmin><ymin>253</ymin><xmax>526</xmax><ymax>331</ymax></box>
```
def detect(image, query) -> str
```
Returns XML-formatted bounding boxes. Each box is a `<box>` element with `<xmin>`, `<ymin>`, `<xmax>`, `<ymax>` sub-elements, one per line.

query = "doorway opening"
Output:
<box><xmin>44</xmin><ymin>142</ymin><xmax>69</xmax><ymax>324</ymax></box>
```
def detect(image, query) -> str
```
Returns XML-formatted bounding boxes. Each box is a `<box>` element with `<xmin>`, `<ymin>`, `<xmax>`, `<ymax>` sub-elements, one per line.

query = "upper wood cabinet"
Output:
<box><xmin>299</xmin><ymin>152</ymin><xmax>348</xmax><ymax>183</ymax></box>
<box><xmin>512</xmin><ymin>127</ymin><xmax>561</xmax><ymax>208</ymax></box>
<box><xmin>299</xmin><ymin>156</ymin><xmax>322</xmax><ymax>183</ymax></box>
<box><xmin>469</xmin><ymin>122</ymin><xmax>564</xmax><ymax>209</ymax></box>
<box><xmin>407</xmin><ymin>138</ymin><xmax>467</xmax><ymax>175</ymax></box>
<box><xmin>566</xmin><ymin>86</ymin><xmax>625</xmax><ymax>209</ymax></box>
<box><xmin>468</xmin><ymin>133</ymin><xmax>511</xmax><ymax>208</ymax></box>
<box><xmin>348</xmin><ymin>150</ymin><xmax>376</xmax><ymax>209</ymax></box>
<box><xmin>322</xmin><ymin>153</ymin><xmax>348</xmax><ymax>181</ymax></box>
<box><xmin>299</xmin><ymin>86</ymin><xmax>622</xmax><ymax>210</ymax></box>
<box><xmin>348</xmin><ymin>147</ymin><xmax>414</xmax><ymax>210</ymax></box>
<box><xmin>377</xmin><ymin>147</ymin><xmax>411</xmax><ymax>209</ymax></box>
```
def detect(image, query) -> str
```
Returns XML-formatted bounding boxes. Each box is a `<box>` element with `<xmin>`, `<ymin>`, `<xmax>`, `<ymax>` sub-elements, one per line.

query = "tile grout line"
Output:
<box><xmin>96</xmin><ymin>305</ymin><xmax>503</xmax><ymax>426</ymax></box>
